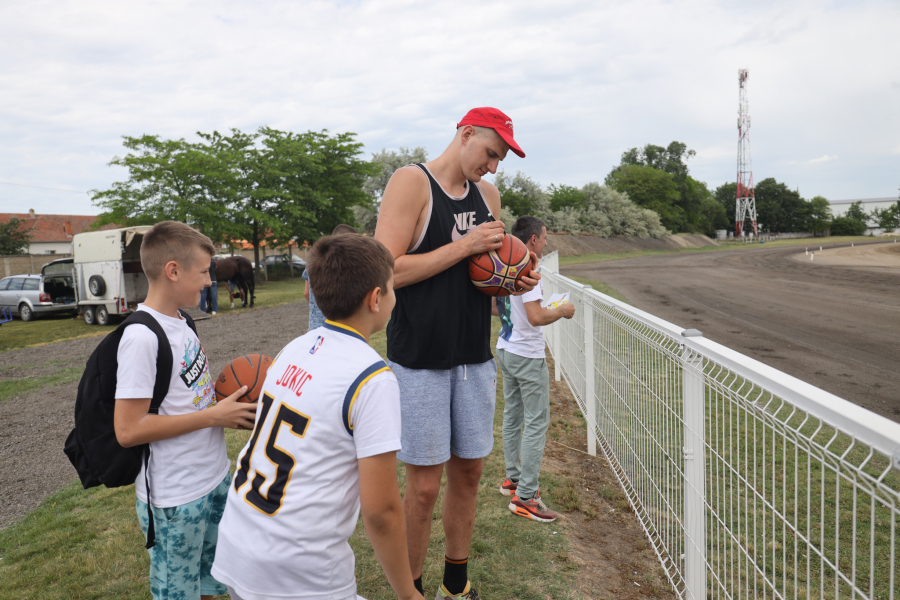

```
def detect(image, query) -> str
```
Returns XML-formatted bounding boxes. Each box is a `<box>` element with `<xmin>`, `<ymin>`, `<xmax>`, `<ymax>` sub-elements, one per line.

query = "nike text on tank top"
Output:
<box><xmin>211</xmin><ymin>321</ymin><xmax>402</xmax><ymax>600</ymax></box>
<box><xmin>387</xmin><ymin>164</ymin><xmax>494</xmax><ymax>369</ymax></box>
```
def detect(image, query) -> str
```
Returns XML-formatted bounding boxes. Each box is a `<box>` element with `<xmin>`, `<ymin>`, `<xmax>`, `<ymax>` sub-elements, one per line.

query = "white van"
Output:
<box><xmin>72</xmin><ymin>226</ymin><xmax>151</xmax><ymax>325</ymax></box>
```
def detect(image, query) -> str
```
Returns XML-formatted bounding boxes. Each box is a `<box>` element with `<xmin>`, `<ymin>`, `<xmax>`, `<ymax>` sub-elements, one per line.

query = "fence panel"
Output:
<box><xmin>538</xmin><ymin>252</ymin><xmax>900</xmax><ymax>600</ymax></box>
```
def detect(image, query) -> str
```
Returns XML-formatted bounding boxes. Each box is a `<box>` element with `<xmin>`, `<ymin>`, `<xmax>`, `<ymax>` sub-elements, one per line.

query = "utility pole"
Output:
<box><xmin>736</xmin><ymin>69</ymin><xmax>758</xmax><ymax>237</ymax></box>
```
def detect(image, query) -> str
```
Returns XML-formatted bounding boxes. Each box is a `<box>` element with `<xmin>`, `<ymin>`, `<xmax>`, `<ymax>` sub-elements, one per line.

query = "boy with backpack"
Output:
<box><xmin>212</xmin><ymin>234</ymin><xmax>423</xmax><ymax>600</ymax></box>
<box><xmin>113</xmin><ymin>221</ymin><xmax>258</xmax><ymax>599</ymax></box>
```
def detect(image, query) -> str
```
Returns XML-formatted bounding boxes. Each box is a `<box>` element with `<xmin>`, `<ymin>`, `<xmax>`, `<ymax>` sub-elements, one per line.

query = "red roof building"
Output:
<box><xmin>0</xmin><ymin>209</ymin><xmax>117</xmax><ymax>255</ymax></box>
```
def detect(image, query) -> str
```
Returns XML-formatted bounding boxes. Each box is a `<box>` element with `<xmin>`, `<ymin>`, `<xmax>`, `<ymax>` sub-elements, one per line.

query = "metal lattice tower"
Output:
<box><xmin>735</xmin><ymin>68</ymin><xmax>757</xmax><ymax>236</ymax></box>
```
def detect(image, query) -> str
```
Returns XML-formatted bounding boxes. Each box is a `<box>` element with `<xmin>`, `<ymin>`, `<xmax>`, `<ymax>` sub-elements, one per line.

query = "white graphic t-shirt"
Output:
<box><xmin>115</xmin><ymin>304</ymin><xmax>229</xmax><ymax>507</ymax></box>
<box><xmin>496</xmin><ymin>279</ymin><xmax>547</xmax><ymax>359</ymax></box>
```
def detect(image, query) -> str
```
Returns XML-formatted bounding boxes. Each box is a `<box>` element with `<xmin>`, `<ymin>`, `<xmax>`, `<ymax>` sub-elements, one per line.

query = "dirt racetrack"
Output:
<box><xmin>563</xmin><ymin>240</ymin><xmax>900</xmax><ymax>422</ymax></box>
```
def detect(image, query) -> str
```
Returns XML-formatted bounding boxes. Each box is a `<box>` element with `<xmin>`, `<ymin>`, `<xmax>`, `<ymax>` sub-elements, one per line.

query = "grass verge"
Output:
<box><xmin>0</xmin><ymin>279</ymin><xmax>308</xmax><ymax>354</ymax></box>
<box><xmin>0</xmin><ymin>315</ymin><xmax>576</xmax><ymax>600</ymax></box>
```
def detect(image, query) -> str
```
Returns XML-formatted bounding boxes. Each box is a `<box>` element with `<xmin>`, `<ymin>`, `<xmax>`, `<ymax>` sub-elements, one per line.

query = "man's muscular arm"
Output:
<box><xmin>375</xmin><ymin>167</ymin><xmax>505</xmax><ymax>289</ymax></box>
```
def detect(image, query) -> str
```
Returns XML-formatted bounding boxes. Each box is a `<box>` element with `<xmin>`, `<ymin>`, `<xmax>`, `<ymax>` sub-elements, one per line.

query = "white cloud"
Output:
<box><xmin>1</xmin><ymin>0</ymin><xmax>898</xmax><ymax>214</ymax></box>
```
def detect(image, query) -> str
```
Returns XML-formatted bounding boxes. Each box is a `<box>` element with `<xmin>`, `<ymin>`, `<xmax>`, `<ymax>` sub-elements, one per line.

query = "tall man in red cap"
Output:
<box><xmin>375</xmin><ymin>108</ymin><xmax>537</xmax><ymax>599</ymax></box>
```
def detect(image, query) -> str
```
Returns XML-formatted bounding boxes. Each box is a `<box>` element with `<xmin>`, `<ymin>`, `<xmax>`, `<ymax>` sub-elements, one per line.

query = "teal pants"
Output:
<box><xmin>497</xmin><ymin>348</ymin><xmax>550</xmax><ymax>500</ymax></box>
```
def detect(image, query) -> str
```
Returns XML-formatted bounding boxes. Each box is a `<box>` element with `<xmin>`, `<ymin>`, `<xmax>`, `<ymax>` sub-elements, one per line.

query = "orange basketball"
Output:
<box><xmin>468</xmin><ymin>234</ymin><xmax>535</xmax><ymax>297</ymax></box>
<box><xmin>215</xmin><ymin>354</ymin><xmax>274</xmax><ymax>403</ymax></box>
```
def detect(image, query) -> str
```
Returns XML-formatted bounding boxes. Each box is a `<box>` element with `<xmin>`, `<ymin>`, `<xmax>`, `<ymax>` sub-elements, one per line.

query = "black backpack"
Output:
<box><xmin>64</xmin><ymin>309</ymin><xmax>197</xmax><ymax>548</ymax></box>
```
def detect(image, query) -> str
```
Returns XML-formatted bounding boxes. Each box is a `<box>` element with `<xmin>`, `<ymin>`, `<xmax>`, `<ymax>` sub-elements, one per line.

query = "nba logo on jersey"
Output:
<box><xmin>309</xmin><ymin>336</ymin><xmax>324</xmax><ymax>354</ymax></box>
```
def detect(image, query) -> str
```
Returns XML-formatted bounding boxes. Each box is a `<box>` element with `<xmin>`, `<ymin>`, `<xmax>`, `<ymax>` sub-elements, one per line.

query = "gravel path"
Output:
<box><xmin>0</xmin><ymin>302</ymin><xmax>309</xmax><ymax>529</ymax></box>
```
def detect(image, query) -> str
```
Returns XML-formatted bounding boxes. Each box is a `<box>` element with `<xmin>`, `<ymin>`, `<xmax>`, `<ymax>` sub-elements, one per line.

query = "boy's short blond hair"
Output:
<box><xmin>141</xmin><ymin>221</ymin><xmax>216</xmax><ymax>281</ymax></box>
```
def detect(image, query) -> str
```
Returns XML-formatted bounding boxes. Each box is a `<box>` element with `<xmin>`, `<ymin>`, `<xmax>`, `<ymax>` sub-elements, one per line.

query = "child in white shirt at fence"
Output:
<box><xmin>493</xmin><ymin>216</ymin><xmax>575</xmax><ymax>522</ymax></box>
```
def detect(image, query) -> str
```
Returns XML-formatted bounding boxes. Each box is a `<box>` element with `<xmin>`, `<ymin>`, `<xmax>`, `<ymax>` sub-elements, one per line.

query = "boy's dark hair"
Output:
<box><xmin>331</xmin><ymin>224</ymin><xmax>358</xmax><ymax>235</ymax></box>
<box><xmin>141</xmin><ymin>221</ymin><xmax>216</xmax><ymax>280</ymax></box>
<box><xmin>511</xmin><ymin>216</ymin><xmax>547</xmax><ymax>245</ymax></box>
<box><xmin>307</xmin><ymin>235</ymin><xmax>394</xmax><ymax>320</ymax></box>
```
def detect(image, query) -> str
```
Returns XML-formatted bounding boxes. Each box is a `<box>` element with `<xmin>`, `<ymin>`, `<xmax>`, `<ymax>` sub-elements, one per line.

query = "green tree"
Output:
<box><xmin>495</xmin><ymin>171</ymin><xmax>546</xmax><ymax>218</ymax></box>
<box><xmin>619</xmin><ymin>142</ymin><xmax>696</xmax><ymax>181</ymax></box>
<box><xmin>606</xmin><ymin>141</ymin><xmax>722</xmax><ymax>233</ymax></box>
<box><xmin>547</xmin><ymin>184</ymin><xmax>587</xmax><ymax>212</ymax></box>
<box><xmin>363</xmin><ymin>147</ymin><xmax>427</xmax><ymax>199</ymax></box>
<box><xmin>754</xmin><ymin>178</ymin><xmax>810</xmax><ymax>232</ymax></box>
<box><xmin>352</xmin><ymin>147</ymin><xmax>428</xmax><ymax>233</ymax></box>
<box><xmin>605</xmin><ymin>164</ymin><xmax>685</xmax><ymax>231</ymax></box>
<box><xmin>830</xmin><ymin>216</ymin><xmax>866</xmax><ymax>236</ymax></box>
<box><xmin>300</xmin><ymin>130</ymin><xmax>377</xmax><ymax>238</ymax></box>
<box><xmin>94</xmin><ymin>128</ymin><xmax>375</xmax><ymax>277</ymax></box>
<box><xmin>844</xmin><ymin>201</ymin><xmax>868</xmax><ymax>224</ymax></box>
<box><xmin>806</xmin><ymin>196</ymin><xmax>833</xmax><ymax>233</ymax></box>
<box><xmin>0</xmin><ymin>218</ymin><xmax>31</xmax><ymax>255</ymax></box>
<box><xmin>91</xmin><ymin>135</ymin><xmax>227</xmax><ymax>230</ymax></box>
<box><xmin>714</xmin><ymin>182</ymin><xmax>738</xmax><ymax>228</ymax></box>
<box><xmin>871</xmin><ymin>201</ymin><xmax>900</xmax><ymax>233</ymax></box>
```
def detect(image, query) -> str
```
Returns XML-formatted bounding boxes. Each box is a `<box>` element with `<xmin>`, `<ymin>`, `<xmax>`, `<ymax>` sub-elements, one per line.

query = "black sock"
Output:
<box><xmin>414</xmin><ymin>576</ymin><xmax>424</xmax><ymax>595</ymax></box>
<box><xmin>443</xmin><ymin>556</ymin><xmax>468</xmax><ymax>595</ymax></box>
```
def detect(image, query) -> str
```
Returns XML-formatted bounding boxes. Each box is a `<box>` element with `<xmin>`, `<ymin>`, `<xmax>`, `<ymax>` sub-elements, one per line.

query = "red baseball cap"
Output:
<box><xmin>457</xmin><ymin>107</ymin><xmax>525</xmax><ymax>158</ymax></box>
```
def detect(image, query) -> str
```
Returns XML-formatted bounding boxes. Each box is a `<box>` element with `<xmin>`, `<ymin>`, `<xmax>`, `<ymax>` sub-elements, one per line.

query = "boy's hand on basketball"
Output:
<box><xmin>465</xmin><ymin>221</ymin><xmax>506</xmax><ymax>255</ymax></box>
<box><xmin>511</xmin><ymin>251</ymin><xmax>541</xmax><ymax>296</ymax></box>
<box><xmin>210</xmin><ymin>386</ymin><xmax>257</xmax><ymax>430</ymax></box>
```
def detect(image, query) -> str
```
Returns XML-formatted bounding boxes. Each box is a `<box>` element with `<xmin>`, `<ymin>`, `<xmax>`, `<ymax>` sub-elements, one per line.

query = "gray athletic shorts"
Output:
<box><xmin>389</xmin><ymin>359</ymin><xmax>497</xmax><ymax>466</ymax></box>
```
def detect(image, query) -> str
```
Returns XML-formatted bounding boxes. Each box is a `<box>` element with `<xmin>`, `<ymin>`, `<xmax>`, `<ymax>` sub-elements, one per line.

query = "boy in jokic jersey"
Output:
<box><xmin>114</xmin><ymin>221</ymin><xmax>258</xmax><ymax>600</ymax></box>
<box><xmin>213</xmin><ymin>235</ymin><xmax>423</xmax><ymax>600</ymax></box>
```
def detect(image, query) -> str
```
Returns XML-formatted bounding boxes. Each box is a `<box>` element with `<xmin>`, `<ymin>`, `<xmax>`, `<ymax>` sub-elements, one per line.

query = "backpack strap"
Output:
<box><xmin>120</xmin><ymin>311</ymin><xmax>174</xmax><ymax>414</ymax></box>
<box><xmin>118</xmin><ymin>311</ymin><xmax>176</xmax><ymax>549</ymax></box>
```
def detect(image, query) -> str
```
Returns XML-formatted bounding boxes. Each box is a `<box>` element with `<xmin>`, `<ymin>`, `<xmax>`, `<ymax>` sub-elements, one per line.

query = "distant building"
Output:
<box><xmin>0</xmin><ymin>209</ymin><xmax>116</xmax><ymax>255</ymax></box>
<box><xmin>828</xmin><ymin>197</ymin><xmax>898</xmax><ymax>234</ymax></box>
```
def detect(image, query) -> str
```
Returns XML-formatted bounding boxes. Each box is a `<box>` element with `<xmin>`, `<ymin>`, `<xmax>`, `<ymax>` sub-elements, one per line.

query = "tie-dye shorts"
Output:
<box><xmin>136</xmin><ymin>473</ymin><xmax>231</xmax><ymax>600</ymax></box>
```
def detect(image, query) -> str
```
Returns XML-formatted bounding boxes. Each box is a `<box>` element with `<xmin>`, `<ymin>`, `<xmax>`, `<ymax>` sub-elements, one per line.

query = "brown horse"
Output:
<box><xmin>216</xmin><ymin>256</ymin><xmax>256</xmax><ymax>307</ymax></box>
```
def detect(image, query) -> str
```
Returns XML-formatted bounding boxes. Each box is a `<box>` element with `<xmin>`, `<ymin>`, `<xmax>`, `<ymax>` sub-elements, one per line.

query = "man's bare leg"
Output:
<box><xmin>404</xmin><ymin>463</ymin><xmax>445</xmax><ymax>578</ymax></box>
<box><xmin>442</xmin><ymin>455</ymin><xmax>483</xmax><ymax>560</ymax></box>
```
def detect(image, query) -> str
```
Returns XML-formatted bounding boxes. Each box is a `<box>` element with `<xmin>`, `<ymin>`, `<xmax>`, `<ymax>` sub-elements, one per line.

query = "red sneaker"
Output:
<box><xmin>499</xmin><ymin>478</ymin><xmax>518</xmax><ymax>496</ymax></box>
<box><xmin>509</xmin><ymin>493</ymin><xmax>558</xmax><ymax>522</ymax></box>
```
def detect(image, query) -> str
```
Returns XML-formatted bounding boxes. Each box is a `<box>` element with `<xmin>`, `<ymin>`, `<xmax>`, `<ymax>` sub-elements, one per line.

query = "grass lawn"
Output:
<box><xmin>0</xmin><ymin>314</ymin><xmax>578</xmax><ymax>600</ymax></box>
<box><xmin>0</xmin><ymin>278</ymin><xmax>307</xmax><ymax>354</ymax></box>
<box><xmin>558</xmin><ymin>235</ymin><xmax>881</xmax><ymax>267</ymax></box>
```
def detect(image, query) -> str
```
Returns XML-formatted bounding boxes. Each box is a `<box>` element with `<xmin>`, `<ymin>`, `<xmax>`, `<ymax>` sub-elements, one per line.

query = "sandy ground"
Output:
<box><xmin>793</xmin><ymin>239</ymin><xmax>900</xmax><ymax>269</ymax></box>
<box><xmin>563</xmin><ymin>240</ymin><xmax>900</xmax><ymax>421</ymax></box>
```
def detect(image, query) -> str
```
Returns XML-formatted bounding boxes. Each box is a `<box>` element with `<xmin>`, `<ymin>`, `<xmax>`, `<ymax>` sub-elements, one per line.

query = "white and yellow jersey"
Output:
<box><xmin>212</xmin><ymin>320</ymin><xmax>401</xmax><ymax>600</ymax></box>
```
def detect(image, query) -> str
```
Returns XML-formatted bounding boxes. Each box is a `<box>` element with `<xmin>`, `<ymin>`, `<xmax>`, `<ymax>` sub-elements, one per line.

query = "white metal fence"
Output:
<box><xmin>538</xmin><ymin>251</ymin><xmax>900</xmax><ymax>600</ymax></box>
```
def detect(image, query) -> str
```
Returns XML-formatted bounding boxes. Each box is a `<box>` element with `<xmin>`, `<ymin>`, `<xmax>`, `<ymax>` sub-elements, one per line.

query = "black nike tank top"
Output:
<box><xmin>387</xmin><ymin>164</ymin><xmax>494</xmax><ymax>369</ymax></box>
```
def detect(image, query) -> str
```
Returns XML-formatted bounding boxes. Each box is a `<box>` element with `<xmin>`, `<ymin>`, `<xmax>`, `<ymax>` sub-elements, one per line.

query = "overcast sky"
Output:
<box><xmin>1</xmin><ymin>0</ymin><xmax>898</xmax><ymax>216</ymax></box>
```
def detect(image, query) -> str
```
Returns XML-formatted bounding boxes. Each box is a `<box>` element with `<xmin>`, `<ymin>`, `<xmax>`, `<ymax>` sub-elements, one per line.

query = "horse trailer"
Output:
<box><xmin>72</xmin><ymin>226</ymin><xmax>152</xmax><ymax>326</ymax></box>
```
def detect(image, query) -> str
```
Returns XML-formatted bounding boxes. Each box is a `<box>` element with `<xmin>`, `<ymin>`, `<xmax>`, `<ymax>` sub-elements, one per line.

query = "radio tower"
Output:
<box><xmin>735</xmin><ymin>68</ymin><xmax>757</xmax><ymax>236</ymax></box>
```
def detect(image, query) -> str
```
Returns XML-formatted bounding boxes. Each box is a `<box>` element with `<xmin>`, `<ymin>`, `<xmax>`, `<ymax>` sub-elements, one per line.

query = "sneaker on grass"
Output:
<box><xmin>435</xmin><ymin>581</ymin><xmax>481</xmax><ymax>599</ymax></box>
<box><xmin>499</xmin><ymin>478</ymin><xmax>517</xmax><ymax>496</ymax></box>
<box><xmin>509</xmin><ymin>490</ymin><xmax>558</xmax><ymax>522</ymax></box>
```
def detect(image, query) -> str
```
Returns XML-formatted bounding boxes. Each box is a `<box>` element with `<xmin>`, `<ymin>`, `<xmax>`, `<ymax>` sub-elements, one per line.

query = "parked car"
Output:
<box><xmin>0</xmin><ymin>259</ymin><xmax>78</xmax><ymax>321</ymax></box>
<box><xmin>259</xmin><ymin>254</ymin><xmax>306</xmax><ymax>275</ymax></box>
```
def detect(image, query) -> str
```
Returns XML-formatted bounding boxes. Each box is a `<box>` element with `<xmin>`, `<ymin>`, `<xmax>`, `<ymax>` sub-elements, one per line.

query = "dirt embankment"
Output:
<box><xmin>546</xmin><ymin>233</ymin><xmax>718</xmax><ymax>256</ymax></box>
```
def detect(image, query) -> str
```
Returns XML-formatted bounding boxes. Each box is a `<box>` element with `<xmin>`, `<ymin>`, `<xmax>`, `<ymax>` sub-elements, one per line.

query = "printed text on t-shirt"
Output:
<box><xmin>275</xmin><ymin>365</ymin><xmax>313</xmax><ymax>397</ymax></box>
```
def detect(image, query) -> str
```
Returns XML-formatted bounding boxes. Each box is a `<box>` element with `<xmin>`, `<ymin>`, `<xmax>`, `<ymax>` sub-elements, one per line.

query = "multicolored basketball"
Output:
<box><xmin>215</xmin><ymin>354</ymin><xmax>274</xmax><ymax>403</ymax></box>
<box><xmin>468</xmin><ymin>234</ymin><xmax>535</xmax><ymax>297</ymax></box>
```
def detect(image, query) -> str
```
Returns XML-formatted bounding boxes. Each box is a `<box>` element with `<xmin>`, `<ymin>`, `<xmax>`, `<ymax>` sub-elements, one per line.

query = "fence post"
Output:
<box><xmin>583</xmin><ymin>285</ymin><xmax>596</xmax><ymax>456</ymax></box>
<box><xmin>681</xmin><ymin>329</ymin><xmax>706</xmax><ymax>600</ymax></box>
